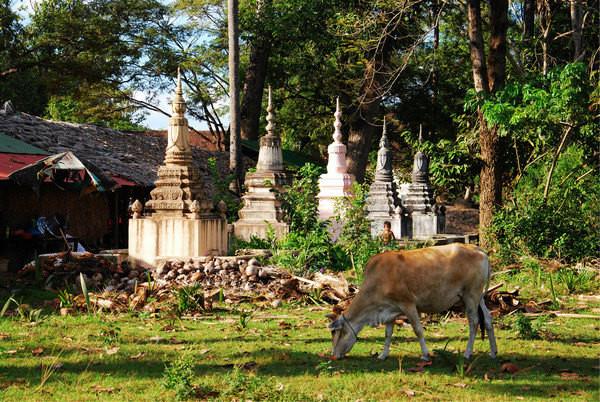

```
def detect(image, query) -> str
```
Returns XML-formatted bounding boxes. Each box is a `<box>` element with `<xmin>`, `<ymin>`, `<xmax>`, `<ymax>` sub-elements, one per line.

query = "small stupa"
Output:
<box><xmin>233</xmin><ymin>87</ymin><xmax>291</xmax><ymax>240</ymax></box>
<box><xmin>128</xmin><ymin>69</ymin><xmax>228</xmax><ymax>267</ymax></box>
<box><xmin>317</xmin><ymin>98</ymin><xmax>355</xmax><ymax>222</ymax></box>
<box><xmin>366</xmin><ymin>118</ymin><xmax>406</xmax><ymax>237</ymax></box>
<box><xmin>402</xmin><ymin>127</ymin><xmax>445</xmax><ymax>239</ymax></box>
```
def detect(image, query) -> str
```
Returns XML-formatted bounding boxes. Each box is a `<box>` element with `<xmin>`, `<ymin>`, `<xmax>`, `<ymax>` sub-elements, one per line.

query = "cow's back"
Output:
<box><xmin>359</xmin><ymin>243</ymin><xmax>488</xmax><ymax>313</ymax></box>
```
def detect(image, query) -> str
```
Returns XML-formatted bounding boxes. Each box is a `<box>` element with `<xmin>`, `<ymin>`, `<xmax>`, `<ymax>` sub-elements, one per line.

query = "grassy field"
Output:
<box><xmin>1</xmin><ymin>294</ymin><xmax>599</xmax><ymax>401</ymax></box>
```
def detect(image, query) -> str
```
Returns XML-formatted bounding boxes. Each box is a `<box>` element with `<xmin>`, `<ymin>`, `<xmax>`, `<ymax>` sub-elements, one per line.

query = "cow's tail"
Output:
<box><xmin>478</xmin><ymin>250</ymin><xmax>491</xmax><ymax>341</ymax></box>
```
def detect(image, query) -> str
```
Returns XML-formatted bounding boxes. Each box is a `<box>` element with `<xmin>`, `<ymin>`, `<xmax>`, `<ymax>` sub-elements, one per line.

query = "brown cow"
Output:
<box><xmin>328</xmin><ymin>243</ymin><xmax>497</xmax><ymax>360</ymax></box>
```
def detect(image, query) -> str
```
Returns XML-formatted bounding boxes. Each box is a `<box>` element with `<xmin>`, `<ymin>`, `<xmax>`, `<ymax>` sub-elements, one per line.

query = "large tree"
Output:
<box><xmin>466</xmin><ymin>0</ymin><xmax>508</xmax><ymax>246</ymax></box>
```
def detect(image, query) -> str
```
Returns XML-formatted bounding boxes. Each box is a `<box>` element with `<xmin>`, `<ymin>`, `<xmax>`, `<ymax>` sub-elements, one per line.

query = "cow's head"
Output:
<box><xmin>327</xmin><ymin>313</ymin><xmax>357</xmax><ymax>359</ymax></box>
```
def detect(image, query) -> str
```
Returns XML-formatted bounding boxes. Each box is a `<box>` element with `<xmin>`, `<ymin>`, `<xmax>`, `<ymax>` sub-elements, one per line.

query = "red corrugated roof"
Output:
<box><xmin>0</xmin><ymin>153</ymin><xmax>47</xmax><ymax>180</ymax></box>
<box><xmin>111</xmin><ymin>175</ymin><xmax>137</xmax><ymax>187</ymax></box>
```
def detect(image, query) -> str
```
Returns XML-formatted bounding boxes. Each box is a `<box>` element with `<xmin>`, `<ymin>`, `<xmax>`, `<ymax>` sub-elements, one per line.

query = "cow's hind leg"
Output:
<box><xmin>480</xmin><ymin>299</ymin><xmax>497</xmax><ymax>358</ymax></box>
<box><xmin>378</xmin><ymin>323</ymin><xmax>394</xmax><ymax>360</ymax></box>
<box><xmin>464</xmin><ymin>295</ymin><xmax>480</xmax><ymax>360</ymax></box>
<box><xmin>404</xmin><ymin>306</ymin><xmax>429</xmax><ymax>361</ymax></box>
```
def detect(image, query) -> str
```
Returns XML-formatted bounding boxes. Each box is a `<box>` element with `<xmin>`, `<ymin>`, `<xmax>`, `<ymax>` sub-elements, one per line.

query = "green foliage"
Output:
<box><xmin>279</xmin><ymin>163</ymin><xmax>324</xmax><ymax>235</ymax></box>
<box><xmin>273</xmin><ymin>230</ymin><xmax>343</xmax><ymax>275</ymax></box>
<box><xmin>207</xmin><ymin>157</ymin><xmax>239</xmax><ymax>223</ymax></box>
<box><xmin>272</xmin><ymin>163</ymin><xmax>345</xmax><ymax>274</ymax></box>
<box><xmin>491</xmin><ymin>145</ymin><xmax>599</xmax><ymax>263</ymax></box>
<box><xmin>335</xmin><ymin>182</ymin><xmax>394</xmax><ymax>279</ymax></box>
<box><xmin>57</xmin><ymin>289</ymin><xmax>74</xmax><ymax>308</ymax></box>
<box><xmin>173</xmin><ymin>284</ymin><xmax>204</xmax><ymax>317</ymax></box>
<box><xmin>556</xmin><ymin>268</ymin><xmax>597</xmax><ymax>294</ymax></box>
<box><xmin>162</xmin><ymin>354</ymin><xmax>196</xmax><ymax>401</ymax></box>
<box><xmin>514</xmin><ymin>313</ymin><xmax>549</xmax><ymax>340</ymax></box>
<box><xmin>99</xmin><ymin>324</ymin><xmax>121</xmax><ymax>345</ymax></box>
<box><xmin>401</xmin><ymin>132</ymin><xmax>479</xmax><ymax>197</ymax></box>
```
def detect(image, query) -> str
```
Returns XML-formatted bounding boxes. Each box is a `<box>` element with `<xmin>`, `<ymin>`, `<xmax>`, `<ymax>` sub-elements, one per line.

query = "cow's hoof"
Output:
<box><xmin>489</xmin><ymin>352</ymin><xmax>497</xmax><ymax>359</ymax></box>
<box><xmin>420</xmin><ymin>355</ymin><xmax>430</xmax><ymax>361</ymax></box>
<box><xmin>463</xmin><ymin>352</ymin><xmax>472</xmax><ymax>360</ymax></box>
<box><xmin>377</xmin><ymin>353</ymin><xmax>388</xmax><ymax>360</ymax></box>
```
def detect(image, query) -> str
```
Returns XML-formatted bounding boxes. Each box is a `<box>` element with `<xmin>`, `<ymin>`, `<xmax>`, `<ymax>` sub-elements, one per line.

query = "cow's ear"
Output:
<box><xmin>325</xmin><ymin>313</ymin><xmax>338</xmax><ymax>322</ymax></box>
<box><xmin>328</xmin><ymin>318</ymin><xmax>343</xmax><ymax>331</ymax></box>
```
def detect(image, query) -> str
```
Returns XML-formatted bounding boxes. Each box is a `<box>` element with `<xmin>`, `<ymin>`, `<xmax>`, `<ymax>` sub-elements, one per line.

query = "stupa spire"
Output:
<box><xmin>265</xmin><ymin>86</ymin><xmax>275</xmax><ymax>137</ymax></box>
<box><xmin>333</xmin><ymin>97</ymin><xmax>342</xmax><ymax>143</ymax></box>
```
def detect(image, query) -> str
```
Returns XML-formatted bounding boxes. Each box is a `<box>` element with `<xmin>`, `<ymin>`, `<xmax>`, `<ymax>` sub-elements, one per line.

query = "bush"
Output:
<box><xmin>162</xmin><ymin>355</ymin><xmax>196</xmax><ymax>400</ymax></box>
<box><xmin>335</xmin><ymin>182</ymin><xmax>395</xmax><ymax>280</ymax></box>
<box><xmin>271</xmin><ymin>163</ymin><xmax>346</xmax><ymax>274</ymax></box>
<box><xmin>491</xmin><ymin>145</ymin><xmax>599</xmax><ymax>263</ymax></box>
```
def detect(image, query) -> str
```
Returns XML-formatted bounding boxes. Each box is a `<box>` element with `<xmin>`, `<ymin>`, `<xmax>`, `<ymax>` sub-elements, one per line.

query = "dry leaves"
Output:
<box><xmin>129</xmin><ymin>352</ymin><xmax>145</xmax><ymax>360</ymax></box>
<box><xmin>31</xmin><ymin>347</ymin><xmax>44</xmax><ymax>356</ymax></box>
<box><xmin>105</xmin><ymin>346</ymin><xmax>119</xmax><ymax>355</ymax></box>
<box><xmin>404</xmin><ymin>389</ymin><xmax>416</xmax><ymax>397</ymax></box>
<box><xmin>500</xmin><ymin>362</ymin><xmax>520</xmax><ymax>374</ymax></box>
<box><xmin>91</xmin><ymin>385</ymin><xmax>115</xmax><ymax>393</ymax></box>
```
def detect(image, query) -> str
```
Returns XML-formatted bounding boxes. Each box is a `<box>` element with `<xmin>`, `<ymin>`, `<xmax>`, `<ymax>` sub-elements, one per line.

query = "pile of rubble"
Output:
<box><xmin>16</xmin><ymin>252</ymin><xmax>356</xmax><ymax>314</ymax></box>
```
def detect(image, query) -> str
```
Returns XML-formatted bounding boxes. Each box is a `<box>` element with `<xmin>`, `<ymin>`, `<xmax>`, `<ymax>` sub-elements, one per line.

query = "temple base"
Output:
<box><xmin>128</xmin><ymin>215</ymin><xmax>228</xmax><ymax>268</ymax></box>
<box><xmin>407</xmin><ymin>212</ymin><xmax>446</xmax><ymax>240</ymax></box>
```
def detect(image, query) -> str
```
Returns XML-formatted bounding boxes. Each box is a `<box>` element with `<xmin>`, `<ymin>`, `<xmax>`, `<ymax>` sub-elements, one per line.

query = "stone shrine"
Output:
<box><xmin>233</xmin><ymin>87</ymin><xmax>291</xmax><ymax>240</ymax></box>
<box><xmin>366</xmin><ymin>118</ymin><xmax>406</xmax><ymax>238</ymax></box>
<box><xmin>128</xmin><ymin>69</ymin><xmax>228</xmax><ymax>267</ymax></box>
<box><xmin>317</xmin><ymin>98</ymin><xmax>356</xmax><ymax>223</ymax></box>
<box><xmin>402</xmin><ymin>129</ymin><xmax>445</xmax><ymax>239</ymax></box>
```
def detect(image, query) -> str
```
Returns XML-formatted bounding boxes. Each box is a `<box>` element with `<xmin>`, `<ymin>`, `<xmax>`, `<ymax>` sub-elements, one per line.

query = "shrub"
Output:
<box><xmin>173</xmin><ymin>284</ymin><xmax>204</xmax><ymax>317</ymax></box>
<box><xmin>491</xmin><ymin>145</ymin><xmax>599</xmax><ymax>263</ymax></box>
<box><xmin>162</xmin><ymin>355</ymin><xmax>196</xmax><ymax>400</ymax></box>
<box><xmin>335</xmin><ymin>182</ymin><xmax>396</xmax><ymax>281</ymax></box>
<box><xmin>207</xmin><ymin>157</ymin><xmax>239</xmax><ymax>223</ymax></box>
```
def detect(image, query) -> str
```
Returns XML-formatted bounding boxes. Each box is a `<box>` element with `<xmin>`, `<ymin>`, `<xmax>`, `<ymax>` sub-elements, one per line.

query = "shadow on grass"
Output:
<box><xmin>1</xmin><ymin>348</ymin><xmax>597</xmax><ymax>392</ymax></box>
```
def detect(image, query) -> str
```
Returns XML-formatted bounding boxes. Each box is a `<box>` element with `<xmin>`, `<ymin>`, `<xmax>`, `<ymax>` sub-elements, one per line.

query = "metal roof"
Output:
<box><xmin>0</xmin><ymin>132</ymin><xmax>49</xmax><ymax>155</ymax></box>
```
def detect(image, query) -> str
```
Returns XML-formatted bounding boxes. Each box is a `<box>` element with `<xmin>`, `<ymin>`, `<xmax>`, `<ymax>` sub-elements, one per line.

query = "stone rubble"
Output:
<box><xmin>16</xmin><ymin>251</ymin><xmax>356</xmax><ymax>314</ymax></box>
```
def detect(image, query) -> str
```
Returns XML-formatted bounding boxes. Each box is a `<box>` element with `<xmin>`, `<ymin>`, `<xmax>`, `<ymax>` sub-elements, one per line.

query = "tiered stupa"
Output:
<box><xmin>402</xmin><ymin>128</ymin><xmax>445</xmax><ymax>239</ymax></box>
<box><xmin>317</xmin><ymin>98</ymin><xmax>355</xmax><ymax>222</ymax></box>
<box><xmin>128</xmin><ymin>69</ymin><xmax>228</xmax><ymax>267</ymax></box>
<box><xmin>233</xmin><ymin>87</ymin><xmax>291</xmax><ymax>240</ymax></box>
<box><xmin>366</xmin><ymin>118</ymin><xmax>406</xmax><ymax>237</ymax></box>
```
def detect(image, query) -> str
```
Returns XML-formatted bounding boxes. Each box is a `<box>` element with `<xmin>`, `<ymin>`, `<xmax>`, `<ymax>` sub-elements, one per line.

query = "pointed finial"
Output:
<box><xmin>333</xmin><ymin>97</ymin><xmax>342</xmax><ymax>143</ymax></box>
<box><xmin>172</xmin><ymin>67</ymin><xmax>186</xmax><ymax>115</ymax></box>
<box><xmin>418</xmin><ymin>124</ymin><xmax>423</xmax><ymax>144</ymax></box>
<box><xmin>266</xmin><ymin>85</ymin><xmax>275</xmax><ymax>137</ymax></box>
<box><xmin>379</xmin><ymin>116</ymin><xmax>389</xmax><ymax>148</ymax></box>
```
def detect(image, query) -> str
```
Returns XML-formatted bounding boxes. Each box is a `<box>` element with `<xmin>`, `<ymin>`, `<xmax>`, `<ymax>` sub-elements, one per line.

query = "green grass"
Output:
<box><xmin>0</xmin><ymin>301</ymin><xmax>598</xmax><ymax>401</ymax></box>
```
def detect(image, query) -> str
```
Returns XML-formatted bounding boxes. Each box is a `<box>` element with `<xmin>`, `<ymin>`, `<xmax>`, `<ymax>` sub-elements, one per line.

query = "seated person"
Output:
<box><xmin>379</xmin><ymin>221</ymin><xmax>396</xmax><ymax>245</ymax></box>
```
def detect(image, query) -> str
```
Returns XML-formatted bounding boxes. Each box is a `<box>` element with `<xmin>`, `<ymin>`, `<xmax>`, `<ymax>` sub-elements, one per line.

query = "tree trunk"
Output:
<box><xmin>346</xmin><ymin>102</ymin><xmax>380</xmax><ymax>183</ymax></box>
<box><xmin>467</xmin><ymin>0</ymin><xmax>489</xmax><ymax>92</ymax></box>
<box><xmin>523</xmin><ymin>0</ymin><xmax>535</xmax><ymax>39</ymax></box>
<box><xmin>570</xmin><ymin>0</ymin><xmax>583</xmax><ymax>61</ymax></box>
<box><xmin>346</xmin><ymin>61</ymin><xmax>382</xmax><ymax>183</ymax></box>
<box><xmin>478</xmin><ymin>114</ymin><xmax>502</xmax><ymax>244</ymax></box>
<box><xmin>240</xmin><ymin>0</ymin><xmax>272</xmax><ymax>141</ymax></box>
<box><xmin>538</xmin><ymin>0</ymin><xmax>555</xmax><ymax>75</ymax></box>
<box><xmin>487</xmin><ymin>0</ymin><xmax>508</xmax><ymax>92</ymax></box>
<box><xmin>228</xmin><ymin>0</ymin><xmax>242</xmax><ymax>193</ymax></box>
<box><xmin>467</xmin><ymin>0</ymin><xmax>508</xmax><ymax>247</ymax></box>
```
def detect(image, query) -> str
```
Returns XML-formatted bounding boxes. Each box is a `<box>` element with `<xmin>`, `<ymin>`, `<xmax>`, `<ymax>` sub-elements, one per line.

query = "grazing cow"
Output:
<box><xmin>328</xmin><ymin>243</ymin><xmax>497</xmax><ymax>361</ymax></box>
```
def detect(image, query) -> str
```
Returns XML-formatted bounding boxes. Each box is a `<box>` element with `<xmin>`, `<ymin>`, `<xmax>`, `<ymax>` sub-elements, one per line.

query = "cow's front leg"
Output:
<box><xmin>378</xmin><ymin>323</ymin><xmax>394</xmax><ymax>360</ymax></box>
<box><xmin>404</xmin><ymin>306</ymin><xmax>429</xmax><ymax>361</ymax></box>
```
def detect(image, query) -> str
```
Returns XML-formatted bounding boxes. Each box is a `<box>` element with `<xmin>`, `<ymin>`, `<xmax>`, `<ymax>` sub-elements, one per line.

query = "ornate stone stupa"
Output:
<box><xmin>317</xmin><ymin>98</ymin><xmax>355</xmax><ymax>222</ymax></box>
<box><xmin>401</xmin><ymin>127</ymin><xmax>445</xmax><ymax>239</ymax></box>
<box><xmin>366</xmin><ymin>118</ymin><xmax>406</xmax><ymax>237</ymax></box>
<box><xmin>128</xmin><ymin>69</ymin><xmax>228</xmax><ymax>267</ymax></box>
<box><xmin>233</xmin><ymin>87</ymin><xmax>291</xmax><ymax>240</ymax></box>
